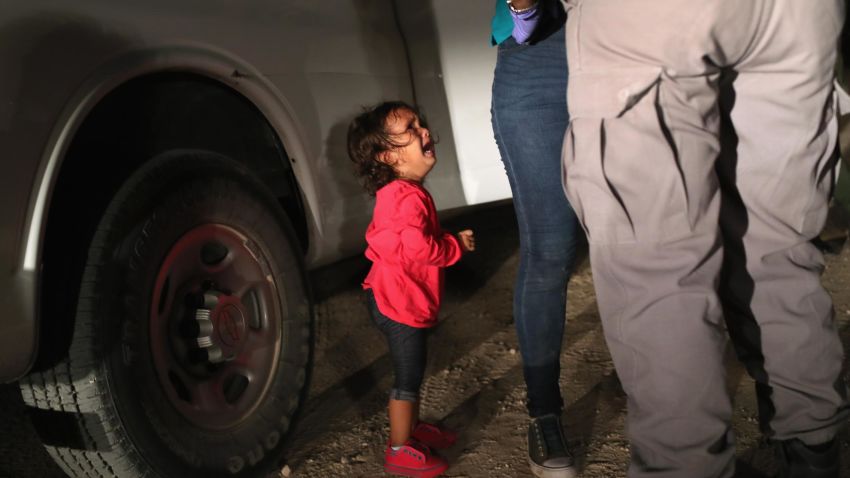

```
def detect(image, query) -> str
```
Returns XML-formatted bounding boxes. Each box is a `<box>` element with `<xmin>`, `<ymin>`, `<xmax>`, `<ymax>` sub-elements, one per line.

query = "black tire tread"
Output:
<box><xmin>19</xmin><ymin>151</ymin><xmax>311</xmax><ymax>478</ymax></box>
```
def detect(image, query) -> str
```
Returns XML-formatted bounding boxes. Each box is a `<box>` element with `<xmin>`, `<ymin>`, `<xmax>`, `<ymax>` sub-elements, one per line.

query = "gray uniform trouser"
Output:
<box><xmin>561</xmin><ymin>1</ymin><xmax>849</xmax><ymax>477</ymax></box>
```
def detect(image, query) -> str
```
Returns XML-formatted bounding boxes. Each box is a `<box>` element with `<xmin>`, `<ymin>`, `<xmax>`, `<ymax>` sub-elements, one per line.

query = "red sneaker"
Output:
<box><xmin>384</xmin><ymin>439</ymin><xmax>449</xmax><ymax>478</ymax></box>
<box><xmin>411</xmin><ymin>421</ymin><xmax>458</xmax><ymax>449</ymax></box>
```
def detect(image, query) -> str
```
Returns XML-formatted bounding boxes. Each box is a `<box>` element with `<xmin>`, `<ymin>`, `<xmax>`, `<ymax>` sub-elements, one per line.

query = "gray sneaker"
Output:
<box><xmin>527</xmin><ymin>414</ymin><xmax>577</xmax><ymax>478</ymax></box>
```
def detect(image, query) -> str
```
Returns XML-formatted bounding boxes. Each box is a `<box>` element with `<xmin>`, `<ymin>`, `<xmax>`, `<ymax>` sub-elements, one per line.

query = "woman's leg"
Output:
<box><xmin>491</xmin><ymin>27</ymin><xmax>580</xmax><ymax>418</ymax></box>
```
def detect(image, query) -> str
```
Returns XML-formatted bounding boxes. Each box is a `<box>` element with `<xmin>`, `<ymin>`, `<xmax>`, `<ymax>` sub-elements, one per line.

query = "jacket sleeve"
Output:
<box><xmin>396</xmin><ymin>191</ymin><xmax>463</xmax><ymax>267</ymax></box>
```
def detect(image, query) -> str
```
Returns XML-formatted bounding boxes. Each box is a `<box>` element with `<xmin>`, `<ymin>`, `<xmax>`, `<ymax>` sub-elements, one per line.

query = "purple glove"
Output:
<box><xmin>511</xmin><ymin>6</ymin><xmax>539</xmax><ymax>44</ymax></box>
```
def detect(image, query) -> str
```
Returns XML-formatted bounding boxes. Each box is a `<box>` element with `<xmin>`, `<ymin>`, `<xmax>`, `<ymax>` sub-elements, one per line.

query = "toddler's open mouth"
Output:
<box><xmin>423</xmin><ymin>141</ymin><xmax>435</xmax><ymax>157</ymax></box>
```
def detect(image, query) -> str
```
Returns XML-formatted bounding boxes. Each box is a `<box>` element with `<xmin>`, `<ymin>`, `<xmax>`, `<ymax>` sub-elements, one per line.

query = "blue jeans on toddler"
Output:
<box><xmin>366</xmin><ymin>289</ymin><xmax>427</xmax><ymax>402</ymax></box>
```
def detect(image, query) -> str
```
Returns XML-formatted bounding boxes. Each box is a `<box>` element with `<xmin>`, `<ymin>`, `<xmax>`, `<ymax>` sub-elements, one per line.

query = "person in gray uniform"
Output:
<box><xmin>559</xmin><ymin>1</ymin><xmax>849</xmax><ymax>477</ymax></box>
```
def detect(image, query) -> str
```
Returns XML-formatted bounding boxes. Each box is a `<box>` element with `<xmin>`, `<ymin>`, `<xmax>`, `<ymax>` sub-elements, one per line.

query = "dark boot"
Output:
<box><xmin>776</xmin><ymin>438</ymin><xmax>839</xmax><ymax>478</ymax></box>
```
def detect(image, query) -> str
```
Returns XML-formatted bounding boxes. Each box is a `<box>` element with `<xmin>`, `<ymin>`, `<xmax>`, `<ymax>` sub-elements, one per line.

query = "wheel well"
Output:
<box><xmin>35</xmin><ymin>72</ymin><xmax>308</xmax><ymax>369</ymax></box>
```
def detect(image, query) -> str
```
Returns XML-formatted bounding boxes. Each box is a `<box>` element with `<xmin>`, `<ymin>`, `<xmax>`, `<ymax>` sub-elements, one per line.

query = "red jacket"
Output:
<box><xmin>363</xmin><ymin>180</ymin><xmax>463</xmax><ymax>327</ymax></box>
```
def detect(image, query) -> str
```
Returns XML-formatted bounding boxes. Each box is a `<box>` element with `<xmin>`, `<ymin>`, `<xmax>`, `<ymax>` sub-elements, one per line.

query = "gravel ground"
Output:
<box><xmin>1</xmin><ymin>201</ymin><xmax>849</xmax><ymax>478</ymax></box>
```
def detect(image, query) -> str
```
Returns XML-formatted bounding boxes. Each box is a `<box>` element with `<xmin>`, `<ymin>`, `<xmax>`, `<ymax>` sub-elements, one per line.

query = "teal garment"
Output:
<box><xmin>491</xmin><ymin>0</ymin><xmax>513</xmax><ymax>45</ymax></box>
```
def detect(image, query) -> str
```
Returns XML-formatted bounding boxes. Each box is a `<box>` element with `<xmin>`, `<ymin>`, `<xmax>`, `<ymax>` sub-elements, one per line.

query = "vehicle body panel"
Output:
<box><xmin>0</xmin><ymin>1</ymin><xmax>503</xmax><ymax>381</ymax></box>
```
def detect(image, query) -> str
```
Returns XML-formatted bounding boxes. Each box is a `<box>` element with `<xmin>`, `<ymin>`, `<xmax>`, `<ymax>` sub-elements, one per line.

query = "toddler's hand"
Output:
<box><xmin>457</xmin><ymin>229</ymin><xmax>475</xmax><ymax>252</ymax></box>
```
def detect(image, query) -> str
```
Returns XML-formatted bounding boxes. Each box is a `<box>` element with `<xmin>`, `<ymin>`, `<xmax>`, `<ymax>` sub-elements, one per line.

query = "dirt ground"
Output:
<box><xmin>274</xmin><ymin>202</ymin><xmax>850</xmax><ymax>478</ymax></box>
<box><xmin>1</xmin><ymin>201</ymin><xmax>849</xmax><ymax>478</ymax></box>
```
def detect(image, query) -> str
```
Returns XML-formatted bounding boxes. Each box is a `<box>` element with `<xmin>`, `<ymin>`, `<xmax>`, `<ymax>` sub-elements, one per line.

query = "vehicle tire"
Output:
<box><xmin>19</xmin><ymin>150</ymin><xmax>312</xmax><ymax>478</ymax></box>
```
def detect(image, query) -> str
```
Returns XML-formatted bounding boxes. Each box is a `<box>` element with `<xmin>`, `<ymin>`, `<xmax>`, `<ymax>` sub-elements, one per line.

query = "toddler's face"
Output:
<box><xmin>382</xmin><ymin>108</ymin><xmax>435</xmax><ymax>182</ymax></box>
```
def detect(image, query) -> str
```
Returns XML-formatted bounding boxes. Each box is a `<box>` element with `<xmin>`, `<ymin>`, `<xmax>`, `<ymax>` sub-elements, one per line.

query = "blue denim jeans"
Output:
<box><xmin>491</xmin><ymin>26</ymin><xmax>580</xmax><ymax>418</ymax></box>
<box><xmin>366</xmin><ymin>289</ymin><xmax>427</xmax><ymax>402</ymax></box>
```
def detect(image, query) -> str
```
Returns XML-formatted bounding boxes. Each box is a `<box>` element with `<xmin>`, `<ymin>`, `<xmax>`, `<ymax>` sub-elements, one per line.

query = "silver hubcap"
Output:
<box><xmin>149</xmin><ymin>224</ymin><xmax>283</xmax><ymax>430</ymax></box>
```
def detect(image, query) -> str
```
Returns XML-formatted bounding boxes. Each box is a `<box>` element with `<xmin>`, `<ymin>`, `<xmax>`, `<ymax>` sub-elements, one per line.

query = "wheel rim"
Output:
<box><xmin>149</xmin><ymin>223</ymin><xmax>283</xmax><ymax>430</ymax></box>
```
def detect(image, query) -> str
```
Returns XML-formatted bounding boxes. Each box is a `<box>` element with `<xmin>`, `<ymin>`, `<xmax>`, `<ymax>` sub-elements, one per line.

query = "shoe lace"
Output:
<box><xmin>408</xmin><ymin>439</ymin><xmax>431</xmax><ymax>455</ymax></box>
<box><xmin>538</xmin><ymin>416</ymin><xmax>567</xmax><ymax>457</ymax></box>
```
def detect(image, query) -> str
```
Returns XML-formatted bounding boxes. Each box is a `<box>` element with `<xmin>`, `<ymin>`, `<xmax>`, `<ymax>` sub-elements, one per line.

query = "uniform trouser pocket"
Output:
<box><xmin>562</xmin><ymin>68</ymin><xmax>717</xmax><ymax>245</ymax></box>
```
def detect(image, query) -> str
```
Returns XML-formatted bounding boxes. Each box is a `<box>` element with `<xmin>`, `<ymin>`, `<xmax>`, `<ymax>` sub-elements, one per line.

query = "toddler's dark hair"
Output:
<box><xmin>347</xmin><ymin>101</ymin><xmax>431</xmax><ymax>196</ymax></box>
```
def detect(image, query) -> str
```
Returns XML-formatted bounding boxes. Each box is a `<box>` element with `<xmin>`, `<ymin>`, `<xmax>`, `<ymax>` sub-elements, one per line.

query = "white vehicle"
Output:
<box><xmin>0</xmin><ymin>2</ymin><xmax>507</xmax><ymax>476</ymax></box>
